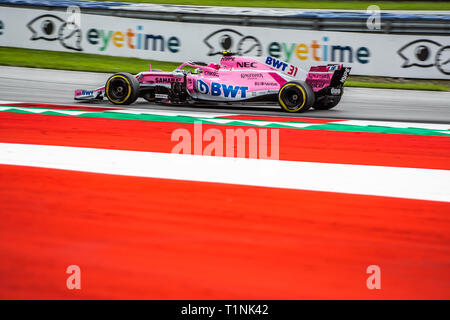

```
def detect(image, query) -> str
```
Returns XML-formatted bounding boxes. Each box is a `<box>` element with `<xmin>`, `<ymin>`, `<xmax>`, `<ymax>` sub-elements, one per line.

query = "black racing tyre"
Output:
<box><xmin>278</xmin><ymin>81</ymin><xmax>315</xmax><ymax>113</ymax></box>
<box><xmin>143</xmin><ymin>96</ymin><xmax>155</xmax><ymax>103</ymax></box>
<box><xmin>105</xmin><ymin>72</ymin><xmax>140</xmax><ymax>105</ymax></box>
<box><xmin>143</xmin><ymin>90</ymin><xmax>155</xmax><ymax>103</ymax></box>
<box><xmin>313</xmin><ymin>89</ymin><xmax>343</xmax><ymax>110</ymax></box>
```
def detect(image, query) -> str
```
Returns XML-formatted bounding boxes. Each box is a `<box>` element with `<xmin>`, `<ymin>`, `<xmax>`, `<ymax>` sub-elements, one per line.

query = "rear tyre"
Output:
<box><xmin>278</xmin><ymin>81</ymin><xmax>315</xmax><ymax>113</ymax></box>
<box><xmin>105</xmin><ymin>72</ymin><xmax>139</xmax><ymax>105</ymax></box>
<box><xmin>313</xmin><ymin>89</ymin><xmax>343</xmax><ymax>110</ymax></box>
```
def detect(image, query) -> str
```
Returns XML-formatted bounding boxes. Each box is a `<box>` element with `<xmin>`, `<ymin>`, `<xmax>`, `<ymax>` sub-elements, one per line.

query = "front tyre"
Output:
<box><xmin>143</xmin><ymin>90</ymin><xmax>155</xmax><ymax>103</ymax></box>
<box><xmin>278</xmin><ymin>81</ymin><xmax>315</xmax><ymax>113</ymax></box>
<box><xmin>105</xmin><ymin>72</ymin><xmax>140</xmax><ymax>105</ymax></box>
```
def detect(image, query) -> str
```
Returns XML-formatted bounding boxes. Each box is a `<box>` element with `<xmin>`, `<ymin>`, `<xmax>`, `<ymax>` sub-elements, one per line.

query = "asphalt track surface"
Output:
<box><xmin>1</xmin><ymin>66</ymin><xmax>449</xmax><ymax>123</ymax></box>
<box><xmin>1</xmin><ymin>66</ymin><xmax>450</xmax><ymax>299</ymax></box>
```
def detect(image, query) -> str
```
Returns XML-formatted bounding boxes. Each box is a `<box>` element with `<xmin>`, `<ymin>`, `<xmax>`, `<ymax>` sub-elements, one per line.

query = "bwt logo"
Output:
<box><xmin>27</xmin><ymin>12</ymin><xmax>82</xmax><ymax>51</ymax></box>
<box><xmin>196</xmin><ymin>79</ymin><xmax>210</xmax><ymax>94</ymax></box>
<box><xmin>204</xmin><ymin>29</ymin><xmax>262</xmax><ymax>56</ymax></box>
<box><xmin>196</xmin><ymin>79</ymin><xmax>249</xmax><ymax>98</ymax></box>
<box><xmin>398</xmin><ymin>39</ymin><xmax>450</xmax><ymax>75</ymax></box>
<box><xmin>265</xmin><ymin>56</ymin><xmax>289</xmax><ymax>71</ymax></box>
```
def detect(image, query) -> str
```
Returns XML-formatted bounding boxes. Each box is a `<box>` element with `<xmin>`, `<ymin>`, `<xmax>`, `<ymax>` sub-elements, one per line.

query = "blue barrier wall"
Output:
<box><xmin>1</xmin><ymin>0</ymin><xmax>449</xmax><ymax>21</ymax></box>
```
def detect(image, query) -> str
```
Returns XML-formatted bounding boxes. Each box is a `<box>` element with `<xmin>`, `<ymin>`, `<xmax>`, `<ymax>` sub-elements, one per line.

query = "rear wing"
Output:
<box><xmin>306</xmin><ymin>64</ymin><xmax>351</xmax><ymax>92</ymax></box>
<box><xmin>328</xmin><ymin>65</ymin><xmax>351</xmax><ymax>88</ymax></box>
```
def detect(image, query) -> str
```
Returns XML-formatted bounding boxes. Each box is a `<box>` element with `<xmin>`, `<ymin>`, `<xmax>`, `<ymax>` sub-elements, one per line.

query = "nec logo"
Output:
<box><xmin>237</xmin><ymin>62</ymin><xmax>257</xmax><ymax>68</ymax></box>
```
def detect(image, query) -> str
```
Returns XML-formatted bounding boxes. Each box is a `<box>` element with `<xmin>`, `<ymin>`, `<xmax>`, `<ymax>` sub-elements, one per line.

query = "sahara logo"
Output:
<box><xmin>398</xmin><ymin>39</ymin><xmax>450</xmax><ymax>75</ymax></box>
<box><xmin>204</xmin><ymin>29</ymin><xmax>262</xmax><ymax>56</ymax></box>
<box><xmin>27</xmin><ymin>14</ymin><xmax>82</xmax><ymax>51</ymax></box>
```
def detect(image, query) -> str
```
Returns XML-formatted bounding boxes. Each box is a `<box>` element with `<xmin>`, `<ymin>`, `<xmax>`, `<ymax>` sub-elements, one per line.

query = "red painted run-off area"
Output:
<box><xmin>0</xmin><ymin>112</ymin><xmax>449</xmax><ymax>299</ymax></box>
<box><xmin>1</xmin><ymin>112</ymin><xmax>449</xmax><ymax>169</ymax></box>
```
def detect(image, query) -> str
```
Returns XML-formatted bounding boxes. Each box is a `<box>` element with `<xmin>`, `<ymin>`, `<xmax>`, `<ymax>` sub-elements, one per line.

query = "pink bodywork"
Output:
<box><xmin>74</xmin><ymin>55</ymin><xmax>340</xmax><ymax>101</ymax></box>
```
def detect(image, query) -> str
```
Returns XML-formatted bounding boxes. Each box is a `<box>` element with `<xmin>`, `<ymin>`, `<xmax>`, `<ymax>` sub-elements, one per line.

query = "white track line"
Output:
<box><xmin>108</xmin><ymin>109</ymin><xmax>237</xmax><ymax>118</ymax></box>
<box><xmin>0</xmin><ymin>107</ymin><xmax>87</xmax><ymax>116</ymax></box>
<box><xmin>337</xmin><ymin>120</ymin><xmax>450</xmax><ymax>131</ymax></box>
<box><xmin>0</xmin><ymin>143</ymin><xmax>449</xmax><ymax>202</ymax></box>
<box><xmin>0</xmin><ymin>101</ymin><xmax>20</xmax><ymax>105</ymax></box>
<box><xmin>0</xmin><ymin>105</ymin><xmax>235</xmax><ymax>118</ymax></box>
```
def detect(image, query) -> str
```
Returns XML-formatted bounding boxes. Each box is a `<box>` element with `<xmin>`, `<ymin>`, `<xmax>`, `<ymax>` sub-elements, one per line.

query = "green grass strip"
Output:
<box><xmin>346</xmin><ymin>81</ymin><xmax>449</xmax><ymax>91</ymax></box>
<box><xmin>0</xmin><ymin>47</ymin><xmax>181</xmax><ymax>74</ymax></box>
<box><xmin>1</xmin><ymin>47</ymin><xmax>448</xmax><ymax>91</ymax></box>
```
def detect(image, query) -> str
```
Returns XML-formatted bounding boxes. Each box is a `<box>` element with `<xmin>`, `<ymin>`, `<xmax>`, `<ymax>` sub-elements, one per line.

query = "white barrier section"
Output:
<box><xmin>0</xmin><ymin>6</ymin><xmax>449</xmax><ymax>79</ymax></box>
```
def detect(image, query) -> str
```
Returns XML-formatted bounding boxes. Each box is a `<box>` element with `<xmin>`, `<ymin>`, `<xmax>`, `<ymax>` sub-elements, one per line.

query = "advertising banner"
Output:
<box><xmin>0</xmin><ymin>7</ymin><xmax>449</xmax><ymax>79</ymax></box>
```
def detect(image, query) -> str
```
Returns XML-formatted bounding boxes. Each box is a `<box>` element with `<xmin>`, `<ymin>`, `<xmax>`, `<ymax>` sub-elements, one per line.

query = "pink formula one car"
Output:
<box><xmin>74</xmin><ymin>52</ymin><xmax>351</xmax><ymax>113</ymax></box>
